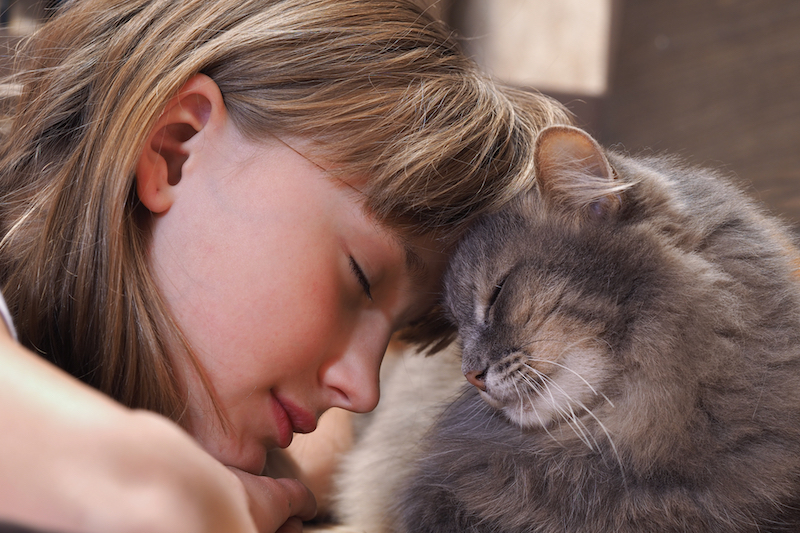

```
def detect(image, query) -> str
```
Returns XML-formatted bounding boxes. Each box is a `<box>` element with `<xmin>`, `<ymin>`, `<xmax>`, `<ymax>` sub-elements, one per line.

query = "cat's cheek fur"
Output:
<box><xmin>499</xmin><ymin>345</ymin><xmax>613</xmax><ymax>429</ymax></box>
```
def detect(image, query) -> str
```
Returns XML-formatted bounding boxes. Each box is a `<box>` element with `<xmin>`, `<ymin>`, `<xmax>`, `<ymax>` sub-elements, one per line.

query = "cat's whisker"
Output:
<box><xmin>457</xmin><ymin>400</ymin><xmax>483</xmax><ymax>422</ymax></box>
<box><xmin>437</xmin><ymin>386</ymin><xmax>491</xmax><ymax>431</ymax></box>
<box><xmin>522</xmin><ymin>356</ymin><xmax>615</xmax><ymax>408</ymax></box>
<box><xmin>511</xmin><ymin>380</ymin><xmax>530</xmax><ymax>432</ymax></box>
<box><xmin>571</xmin><ymin>413</ymin><xmax>601</xmax><ymax>452</ymax></box>
<box><xmin>518</xmin><ymin>372</ymin><xmax>544</xmax><ymax>400</ymax></box>
<box><xmin>560</xmin><ymin>402</ymin><xmax>594</xmax><ymax>450</ymax></box>
<box><xmin>537</xmin><ymin>372</ymin><xmax>627</xmax><ymax>483</ymax></box>
<box><xmin>516</xmin><ymin>372</ymin><xmax>561</xmax><ymax>444</ymax></box>
<box><xmin>536</xmin><ymin>373</ymin><xmax>562</xmax><ymax>419</ymax></box>
<box><xmin>583</xmin><ymin>409</ymin><xmax>626</xmax><ymax>484</ymax></box>
<box><xmin>542</xmin><ymin>375</ymin><xmax>600</xmax><ymax>451</ymax></box>
<box><xmin>533</xmin><ymin>371</ymin><xmax>596</xmax><ymax>450</ymax></box>
<box><xmin>521</xmin><ymin>353</ymin><xmax>595</xmax><ymax>392</ymax></box>
<box><xmin>563</xmin><ymin>398</ymin><xmax>596</xmax><ymax>450</ymax></box>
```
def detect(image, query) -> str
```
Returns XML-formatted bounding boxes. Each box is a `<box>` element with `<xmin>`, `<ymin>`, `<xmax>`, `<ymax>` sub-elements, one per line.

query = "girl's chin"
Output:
<box><xmin>198</xmin><ymin>434</ymin><xmax>277</xmax><ymax>476</ymax></box>
<box><xmin>224</xmin><ymin>445</ymin><xmax>271</xmax><ymax>476</ymax></box>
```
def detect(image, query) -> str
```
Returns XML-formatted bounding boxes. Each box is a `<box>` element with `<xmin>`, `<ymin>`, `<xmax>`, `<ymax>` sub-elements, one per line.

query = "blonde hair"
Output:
<box><xmin>0</xmin><ymin>0</ymin><xmax>569</xmax><ymax>420</ymax></box>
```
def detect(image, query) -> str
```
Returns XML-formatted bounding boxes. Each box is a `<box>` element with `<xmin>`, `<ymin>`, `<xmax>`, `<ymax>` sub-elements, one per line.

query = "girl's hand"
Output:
<box><xmin>229</xmin><ymin>468</ymin><xmax>317</xmax><ymax>533</ymax></box>
<box><xmin>0</xmin><ymin>329</ymin><xmax>315</xmax><ymax>533</ymax></box>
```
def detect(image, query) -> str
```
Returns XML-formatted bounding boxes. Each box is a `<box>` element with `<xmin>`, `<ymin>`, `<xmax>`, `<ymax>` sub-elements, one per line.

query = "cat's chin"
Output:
<box><xmin>500</xmin><ymin>406</ymin><xmax>552</xmax><ymax>429</ymax></box>
<box><xmin>477</xmin><ymin>389</ymin><xmax>555</xmax><ymax>429</ymax></box>
<box><xmin>483</xmin><ymin>382</ymin><xmax>598</xmax><ymax>430</ymax></box>
<box><xmin>476</xmin><ymin>388</ymin><xmax>506</xmax><ymax>411</ymax></box>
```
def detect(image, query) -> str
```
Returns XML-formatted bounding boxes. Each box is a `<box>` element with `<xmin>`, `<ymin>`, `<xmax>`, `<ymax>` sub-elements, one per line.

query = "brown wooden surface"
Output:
<box><xmin>598</xmin><ymin>0</ymin><xmax>800</xmax><ymax>232</ymax></box>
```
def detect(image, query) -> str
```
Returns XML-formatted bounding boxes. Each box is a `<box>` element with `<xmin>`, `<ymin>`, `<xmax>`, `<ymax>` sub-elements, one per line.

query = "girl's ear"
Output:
<box><xmin>533</xmin><ymin>125</ymin><xmax>624</xmax><ymax>220</ymax></box>
<box><xmin>135</xmin><ymin>73</ymin><xmax>225</xmax><ymax>214</ymax></box>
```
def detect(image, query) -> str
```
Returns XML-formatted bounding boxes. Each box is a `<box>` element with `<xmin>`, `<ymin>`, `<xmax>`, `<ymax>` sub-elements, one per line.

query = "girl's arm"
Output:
<box><xmin>0</xmin><ymin>329</ymin><xmax>315</xmax><ymax>533</ymax></box>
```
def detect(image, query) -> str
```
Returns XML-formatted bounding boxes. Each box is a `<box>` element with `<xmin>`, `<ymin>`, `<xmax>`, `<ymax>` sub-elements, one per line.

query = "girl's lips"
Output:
<box><xmin>274</xmin><ymin>394</ymin><xmax>318</xmax><ymax>435</ymax></box>
<box><xmin>270</xmin><ymin>393</ymin><xmax>318</xmax><ymax>449</ymax></box>
<box><xmin>270</xmin><ymin>395</ymin><xmax>294</xmax><ymax>449</ymax></box>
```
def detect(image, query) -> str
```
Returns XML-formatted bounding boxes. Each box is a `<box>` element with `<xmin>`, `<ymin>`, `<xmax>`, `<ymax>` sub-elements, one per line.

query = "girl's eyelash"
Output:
<box><xmin>349</xmin><ymin>256</ymin><xmax>373</xmax><ymax>301</ymax></box>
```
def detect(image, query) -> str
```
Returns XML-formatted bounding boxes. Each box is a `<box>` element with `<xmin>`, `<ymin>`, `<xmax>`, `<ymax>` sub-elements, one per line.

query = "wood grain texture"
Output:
<box><xmin>599</xmin><ymin>0</ymin><xmax>800</xmax><ymax>231</ymax></box>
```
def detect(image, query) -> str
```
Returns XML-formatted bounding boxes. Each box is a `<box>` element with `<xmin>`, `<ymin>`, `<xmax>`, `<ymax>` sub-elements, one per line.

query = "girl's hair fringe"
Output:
<box><xmin>0</xmin><ymin>0</ymin><xmax>570</xmax><ymax>419</ymax></box>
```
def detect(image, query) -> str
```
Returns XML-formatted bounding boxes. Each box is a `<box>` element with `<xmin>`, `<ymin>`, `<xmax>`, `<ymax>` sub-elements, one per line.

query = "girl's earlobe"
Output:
<box><xmin>135</xmin><ymin>73</ymin><xmax>223</xmax><ymax>214</ymax></box>
<box><xmin>135</xmin><ymin>123</ymin><xmax>193</xmax><ymax>213</ymax></box>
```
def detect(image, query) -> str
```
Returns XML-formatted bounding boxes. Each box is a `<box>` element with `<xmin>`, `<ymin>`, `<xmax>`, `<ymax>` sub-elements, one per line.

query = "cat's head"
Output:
<box><xmin>443</xmin><ymin>126</ymin><xmax>667</xmax><ymax>429</ymax></box>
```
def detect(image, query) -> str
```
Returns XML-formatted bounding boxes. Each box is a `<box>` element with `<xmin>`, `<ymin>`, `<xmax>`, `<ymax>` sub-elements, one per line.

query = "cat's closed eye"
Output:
<box><xmin>486</xmin><ymin>274</ymin><xmax>508</xmax><ymax>316</ymax></box>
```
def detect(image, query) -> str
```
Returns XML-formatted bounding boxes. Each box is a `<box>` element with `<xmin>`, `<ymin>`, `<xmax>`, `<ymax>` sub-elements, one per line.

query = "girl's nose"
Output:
<box><xmin>320</xmin><ymin>326</ymin><xmax>388</xmax><ymax>413</ymax></box>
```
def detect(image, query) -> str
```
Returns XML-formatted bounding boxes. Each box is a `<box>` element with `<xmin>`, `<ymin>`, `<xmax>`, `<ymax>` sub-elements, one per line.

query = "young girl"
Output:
<box><xmin>0</xmin><ymin>0</ymin><xmax>568</xmax><ymax>531</ymax></box>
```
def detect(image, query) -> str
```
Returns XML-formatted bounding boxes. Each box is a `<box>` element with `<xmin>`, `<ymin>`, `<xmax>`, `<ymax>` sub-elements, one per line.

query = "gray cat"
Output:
<box><xmin>394</xmin><ymin>126</ymin><xmax>800</xmax><ymax>532</ymax></box>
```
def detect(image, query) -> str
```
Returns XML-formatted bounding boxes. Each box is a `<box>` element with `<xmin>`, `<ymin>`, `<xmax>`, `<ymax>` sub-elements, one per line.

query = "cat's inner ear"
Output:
<box><xmin>534</xmin><ymin>125</ymin><xmax>623</xmax><ymax>220</ymax></box>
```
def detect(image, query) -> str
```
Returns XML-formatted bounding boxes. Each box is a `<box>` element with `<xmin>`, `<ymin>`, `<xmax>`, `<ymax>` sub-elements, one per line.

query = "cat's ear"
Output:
<box><xmin>534</xmin><ymin>125</ymin><xmax>625</xmax><ymax>220</ymax></box>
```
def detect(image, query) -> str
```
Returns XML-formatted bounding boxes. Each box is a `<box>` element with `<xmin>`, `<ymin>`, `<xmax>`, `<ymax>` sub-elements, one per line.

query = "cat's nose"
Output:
<box><xmin>465</xmin><ymin>369</ymin><xmax>487</xmax><ymax>391</ymax></box>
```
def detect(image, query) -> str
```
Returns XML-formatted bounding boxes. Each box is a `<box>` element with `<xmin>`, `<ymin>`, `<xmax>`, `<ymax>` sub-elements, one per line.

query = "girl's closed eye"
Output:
<box><xmin>349</xmin><ymin>256</ymin><xmax>372</xmax><ymax>301</ymax></box>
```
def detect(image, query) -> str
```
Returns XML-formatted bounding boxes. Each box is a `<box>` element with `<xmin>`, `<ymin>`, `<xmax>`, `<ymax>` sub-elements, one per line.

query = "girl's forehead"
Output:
<box><xmin>270</xmin><ymin>131</ymin><xmax>448</xmax><ymax>259</ymax></box>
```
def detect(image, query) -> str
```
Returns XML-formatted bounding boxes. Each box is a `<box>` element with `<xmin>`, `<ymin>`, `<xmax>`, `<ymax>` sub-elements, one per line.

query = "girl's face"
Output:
<box><xmin>148</xmin><ymin>128</ymin><xmax>445</xmax><ymax>475</ymax></box>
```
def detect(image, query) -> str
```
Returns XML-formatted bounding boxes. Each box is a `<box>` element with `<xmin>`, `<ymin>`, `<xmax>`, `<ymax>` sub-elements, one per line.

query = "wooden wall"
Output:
<box><xmin>600</xmin><ymin>0</ymin><xmax>800</xmax><ymax>231</ymax></box>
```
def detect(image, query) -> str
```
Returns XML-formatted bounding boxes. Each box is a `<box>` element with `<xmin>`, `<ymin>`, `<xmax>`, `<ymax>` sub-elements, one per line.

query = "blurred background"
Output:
<box><xmin>2</xmin><ymin>0</ymin><xmax>799</xmax><ymax>231</ymax></box>
<box><xmin>434</xmin><ymin>0</ymin><xmax>800</xmax><ymax>233</ymax></box>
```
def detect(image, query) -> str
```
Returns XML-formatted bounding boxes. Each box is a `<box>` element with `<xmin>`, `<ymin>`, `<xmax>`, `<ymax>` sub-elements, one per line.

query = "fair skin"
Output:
<box><xmin>137</xmin><ymin>75</ymin><xmax>445</xmax><ymax>525</ymax></box>
<box><xmin>268</xmin><ymin>407</ymin><xmax>355</xmax><ymax>516</ymax></box>
<box><xmin>0</xmin><ymin>75</ymin><xmax>446</xmax><ymax>533</ymax></box>
<box><xmin>0</xmin><ymin>324</ymin><xmax>315</xmax><ymax>533</ymax></box>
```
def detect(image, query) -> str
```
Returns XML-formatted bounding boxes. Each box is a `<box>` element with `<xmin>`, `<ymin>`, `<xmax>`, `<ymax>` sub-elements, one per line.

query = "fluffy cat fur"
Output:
<box><xmin>332</xmin><ymin>345</ymin><xmax>465</xmax><ymax>532</ymax></box>
<box><xmin>334</xmin><ymin>126</ymin><xmax>800</xmax><ymax>533</ymax></box>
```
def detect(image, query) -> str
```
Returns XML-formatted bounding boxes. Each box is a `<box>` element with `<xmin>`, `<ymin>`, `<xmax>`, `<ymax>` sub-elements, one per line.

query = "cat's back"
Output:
<box><xmin>612</xmin><ymin>153</ymin><xmax>800</xmax><ymax>362</ymax></box>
